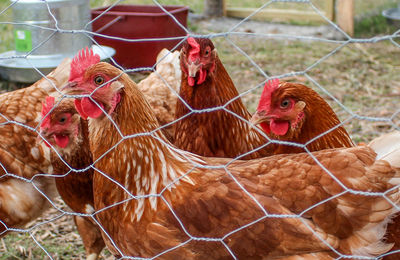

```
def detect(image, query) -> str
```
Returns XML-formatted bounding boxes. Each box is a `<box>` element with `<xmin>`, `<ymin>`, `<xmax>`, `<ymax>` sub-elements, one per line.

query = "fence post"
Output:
<box><xmin>204</xmin><ymin>0</ymin><xmax>224</xmax><ymax>17</ymax></box>
<box><xmin>325</xmin><ymin>0</ymin><xmax>335</xmax><ymax>21</ymax></box>
<box><xmin>336</xmin><ymin>0</ymin><xmax>354</xmax><ymax>36</ymax></box>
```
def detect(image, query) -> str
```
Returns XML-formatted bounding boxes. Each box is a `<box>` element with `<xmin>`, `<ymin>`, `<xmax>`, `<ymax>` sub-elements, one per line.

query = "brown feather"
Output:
<box><xmin>0</xmin><ymin>58</ymin><xmax>71</xmax><ymax>235</ymax></box>
<box><xmin>368</xmin><ymin>131</ymin><xmax>400</xmax><ymax>260</ymax></box>
<box><xmin>70</xmin><ymin>61</ymin><xmax>400</xmax><ymax>259</ymax></box>
<box><xmin>175</xmin><ymin>39</ymin><xmax>273</xmax><ymax>159</ymax></box>
<box><xmin>263</xmin><ymin>83</ymin><xmax>400</xmax><ymax>259</ymax></box>
<box><xmin>45</xmin><ymin>99</ymin><xmax>105</xmax><ymax>258</ymax></box>
<box><xmin>137</xmin><ymin>49</ymin><xmax>181</xmax><ymax>143</ymax></box>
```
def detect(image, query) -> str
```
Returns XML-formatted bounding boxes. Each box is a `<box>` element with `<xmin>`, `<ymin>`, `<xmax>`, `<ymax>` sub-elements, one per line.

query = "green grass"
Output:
<box><xmin>355</xmin><ymin>13</ymin><xmax>397</xmax><ymax>36</ymax></box>
<box><xmin>0</xmin><ymin>232</ymin><xmax>83</xmax><ymax>259</ymax></box>
<box><xmin>354</xmin><ymin>0</ymin><xmax>398</xmax><ymax>16</ymax></box>
<box><xmin>0</xmin><ymin>198</ymin><xmax>114</xmax><ymax>259</ymax></box>
<box><xmin>0</xmin><ymin>0</ymin><xmax>13</xmax><ymax>53</ymax></box>
<box><xmin>354</xmin><ymin>0</ymin><xmax>399</xmax><ymax>37</ymax></box>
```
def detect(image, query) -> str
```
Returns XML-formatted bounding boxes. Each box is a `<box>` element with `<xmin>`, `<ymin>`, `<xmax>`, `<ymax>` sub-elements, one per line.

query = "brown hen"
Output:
<box><xmin>38</xmin><ymin>97</ymin><xmax>105</xmax><ymax>260</ymax></box>
<box><xmin>61</xmin><ymin>48</ymin><xmax>400</xmax><ymax>259</ymax></box>
<box><xmin>251</xmin><ymin>79</ymin><xmax>354</xmax><ymax>154</ymax></box>
<box><xmin>174</xmin><ymin>37</ymin><xmax>273</xmax><ymax>159</ymax></box>
<box><xmin>0</xmin><ymin>59</ymin><xmax>70</xmax><ymax>236</ymax></box>
<box><xmin>251</xmin><ymin>79</ymin><xmax>400</xmax><ymax>259</ymax></box>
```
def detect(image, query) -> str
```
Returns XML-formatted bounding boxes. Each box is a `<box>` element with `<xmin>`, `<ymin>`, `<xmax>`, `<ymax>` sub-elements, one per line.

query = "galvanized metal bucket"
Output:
<box><xmin>0</xmin><ymin>0</ymin><xmax>115</xmax><ymax>83</ymax></box>
<box><xmin>11</xmin><ymin>0</ymin><xmax>92</xmax><ymax>56</ymax></box>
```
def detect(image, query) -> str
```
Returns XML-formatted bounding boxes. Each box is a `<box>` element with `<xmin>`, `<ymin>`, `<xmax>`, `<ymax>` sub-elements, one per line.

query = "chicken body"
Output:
<box><xmin>62</xmin><ymin>49</ymin><xmax>400</xmax><ymax>259</ymax></box>
<box><xmin>0</xmin><ymin>59</ymin><xmax>71</xmax><ymax>235</ymax></box>
<box><xmin>137</xmin><ymin>48</ymin><xmax>181</xmax><ymax>141</ymax></box>
<box><xmin>252</xmin><ymin>80</ymin><xmax>400</xmax><ymax>259</ymax></box>
<box><xmin>369</xmin><ymin>131</ymin><xmax>400</xmax><ymax>260</ymax></box>
<box><xmin>174</xmin><ymin>37</ymin><xmax>273</xmax><ymax>159</ymax></box>
<box><xmin>39</xmin><ymin>98</ymin><xmax>106</xmax><ymax>259</ymax></box>
<box><xmin>52</xmin><ymin>124</ymin><xmax>104</xmax><ymax>260</ymax></box>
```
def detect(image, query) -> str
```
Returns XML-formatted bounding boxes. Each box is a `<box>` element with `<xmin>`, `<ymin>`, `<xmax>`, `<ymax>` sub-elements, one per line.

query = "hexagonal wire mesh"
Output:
<box><xmin>0</xmin><ymin>0</ymin><xmax>400</xmax><ymax>259</ymax></box>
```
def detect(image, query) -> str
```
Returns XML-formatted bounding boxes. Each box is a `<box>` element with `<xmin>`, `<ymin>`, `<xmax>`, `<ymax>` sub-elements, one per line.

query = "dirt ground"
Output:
<box><xmin>193</xmin><ymin>16</ymin><xmax>347</xmax><ymax>39</ymax></box>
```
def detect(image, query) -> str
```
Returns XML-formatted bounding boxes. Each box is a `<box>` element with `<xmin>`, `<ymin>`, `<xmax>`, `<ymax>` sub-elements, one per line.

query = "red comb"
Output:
<box><xmin>69</xmin><ymin>47</ymin><xmax>100</xmax><ymax>82</ymax></box>
<box><xmin>187</xmin><ymin>37</ymin><xmax>200</xmax><ymax>62</ymax></box>
<box><xmin>41</xmin><ymin>96</ymin><xmax>55</xmax><ymax>128</ymax></box>
<box><xmin>257</xmin><ymin>78</ymin><xmax>280</xmax><ymax>112</ymax></box>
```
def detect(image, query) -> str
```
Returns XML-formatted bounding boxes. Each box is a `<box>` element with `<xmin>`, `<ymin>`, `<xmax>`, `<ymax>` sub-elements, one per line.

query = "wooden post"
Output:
<box><xmin>325</xmin><ymin>0</ymin><xmax>335</xmax><ymax>21</ymax></box>
<box><xmin>204</xmin><ymin>0</ymin><xmax>224</xmax><ymax>17</ymax></box>
<box><xmin>222</xmin><ymin>0</ymin><xmax>227</xmax><ymax>16</ymax></box>
<box><xmin>336</xmin><ymin>0</ymin><xmax>354</xmax><ymax>36</ymax></box>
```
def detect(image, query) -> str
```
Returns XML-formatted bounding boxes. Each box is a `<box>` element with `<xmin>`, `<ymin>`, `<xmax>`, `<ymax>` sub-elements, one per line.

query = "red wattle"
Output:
<box><xmin>270</xmin><ymin>120</ymin><xmax>289</xmax><ymax>136</ymax></box>
<box><xmin>197</xmin><ymin>69</ymin><xmax>207</xmax><ymax>85</ymax></box>
<box><xmin>260</xmin><ymin>122</ymin><xmax>271</xmax><ymax>134</ymax></box>
<box><xmin>81</xmin><ymin>97</ymin><xmax>104</xmax><ymax>119</ymax></box>
<box><xmin>54</xmin><ymin>135</ymin><xmax>69</xmax><ymax>148</ymax></box>
<box><xmin>188</xmin><ymin>77</ymin><xmax>195</xmax><ymax>87</ymax></box>
<box><xmin>74</xmin><ymin>99</ymin><xmax>88</xmax><ymax>119</ymax></box>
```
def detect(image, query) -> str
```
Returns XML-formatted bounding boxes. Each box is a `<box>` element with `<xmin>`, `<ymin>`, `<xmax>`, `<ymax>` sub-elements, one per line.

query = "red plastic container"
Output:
<box><xmin>91</xmin><ymin>5</ymin><xmax>188</xmax><ymax>69</ymax></box>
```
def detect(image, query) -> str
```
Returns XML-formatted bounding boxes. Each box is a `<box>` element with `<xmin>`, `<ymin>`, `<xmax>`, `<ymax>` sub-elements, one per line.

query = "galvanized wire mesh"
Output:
<box><xmin>0</xmin><ymin>0</ymin><xmax>400</xmax><ymax>259</ymax></box>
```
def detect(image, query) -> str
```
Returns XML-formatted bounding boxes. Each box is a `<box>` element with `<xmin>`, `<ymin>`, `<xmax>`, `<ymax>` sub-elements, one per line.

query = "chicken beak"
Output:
<box><xmin>187</xmin><ymin>61</ymin><xmax>201</xmax><ymax>78</ymax></box>
<box><xmin>61</xmin><ymin>81</ymin><xmax>78</xmax><ymax>95</ymax></box>
<box><xmin>250</xmin><ymin>110</ymin><xmax>272</xmax><ymax>126</ymax></box>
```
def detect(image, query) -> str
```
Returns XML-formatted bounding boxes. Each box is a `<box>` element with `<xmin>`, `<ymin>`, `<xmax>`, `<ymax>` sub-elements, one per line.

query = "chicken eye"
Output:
<box><xmin>280</xmin><ymin>99</ymin><xmax>291</xmax><ymax>109</ymax></box>
<box><xmin>204</xmin><ymin>47</ymin><xmax>211</xmax><ymax>56</ymax></box>
<box><xmin>59</xmin><ymin>116</ymin><xmax>66</xmax><ymax>124</ymax></box>
<box><xmin>94</xmin><ymin>76</ymin><xmax>104</xmax><ymax>85</ymax></box>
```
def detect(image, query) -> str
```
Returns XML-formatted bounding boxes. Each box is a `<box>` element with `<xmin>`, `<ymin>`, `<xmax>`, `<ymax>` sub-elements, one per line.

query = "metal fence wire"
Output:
<box><xmin>0</xmin><ymin>0</ymin><xmax>400</xmax><ymax>259</ymax></box>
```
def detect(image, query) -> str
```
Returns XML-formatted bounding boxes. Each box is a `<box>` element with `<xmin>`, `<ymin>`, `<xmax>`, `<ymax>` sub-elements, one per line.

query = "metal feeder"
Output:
<box><xmin>0</xmin><ymin>0</ymin><xmax>115</xmax><ymax>83</ymax></box>
<box><xmin>382</xmin><ymin>4</ymin><xmax>400</xmax><ymax>28</ymax></box>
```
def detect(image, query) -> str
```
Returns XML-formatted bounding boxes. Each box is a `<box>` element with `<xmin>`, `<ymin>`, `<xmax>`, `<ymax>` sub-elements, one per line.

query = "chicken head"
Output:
<box><xmin>63</xmin><ymin>47</ymin><xmax>123</xmax><ymax>120</ymax></box>
<box><xmin>251</xmin><ymin>79</ymin><xmax>306</xmax><ymax>137</ymax></box>
<box><xmin>180</xmin><ymin>37</ymin><xmax>217</xmax><ymax>86</ymax></box>
<box><xmin>39</xmin><ymin>96</ymin><xmax>81</xmax><ymax>149</ymax></box>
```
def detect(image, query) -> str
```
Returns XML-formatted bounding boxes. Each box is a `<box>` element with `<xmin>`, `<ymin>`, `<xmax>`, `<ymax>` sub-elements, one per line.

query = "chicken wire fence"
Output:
<box><xmin>0</xmin><ymin>0</ymin><xmax>400</xmax><ymax>259</ymax></box>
